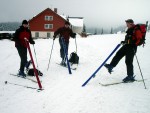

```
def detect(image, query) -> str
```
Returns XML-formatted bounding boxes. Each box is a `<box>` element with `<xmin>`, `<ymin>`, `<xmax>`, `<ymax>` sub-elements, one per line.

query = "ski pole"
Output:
<box><xmin>75</xmin><ymin>37</ymin><xmax>77</xmax><ymax>53</ymax></box>
<box><xmin>143</xmin><ymin>21</ymin><xmax>148</xmax><ymax>47</ymax></box>
<box><xmin>135</xmin><ymin>53</ymin><xmax>147</xmax><ymax>89</ymax></box>
<box><xmin>24</xmin><ymin>38</ymin><xmax>43</xmax><ymax>90</ymax></box>
<box><xmin>47</xmin><ymin>39</ymin><xmax>54</xmax><ymax>71</ymax></box>
<box><xmin>74</xmin><ymin>36</ymin><xmax>79</xmax><ymax>66</ymax></box>
<box><xmin>82</xmin><ymin>43</ymin><xmax>121</xmax><ymax>87</ymax></box>
<box><xmin>33</xmin><ymin>45</ymin><xmax>39</xmax><ymax>68</ymax></box>
<box><xmin>133</xmin><ymin>21</ymin><xmax>148</xmax><ymax>89</ymax></box>
<box><xmin>33</xmin><ymin>44</ymin><xmax>42</xmax><ymax>76</ymax></box>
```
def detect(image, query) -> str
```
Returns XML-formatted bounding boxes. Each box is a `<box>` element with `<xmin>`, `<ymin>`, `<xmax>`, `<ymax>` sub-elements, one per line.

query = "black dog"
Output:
<box><xmin>27</xmin><ymin>68</ymin><xmax>43</xmax><ymax>76</ymax></box>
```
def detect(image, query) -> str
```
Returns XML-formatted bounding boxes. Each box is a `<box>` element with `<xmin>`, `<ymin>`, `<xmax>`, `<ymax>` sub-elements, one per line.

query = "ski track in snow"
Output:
<box><xmin>0</xmin><ymin>33</ymin><xmax>150</xmax><ymax>113</ymax></box>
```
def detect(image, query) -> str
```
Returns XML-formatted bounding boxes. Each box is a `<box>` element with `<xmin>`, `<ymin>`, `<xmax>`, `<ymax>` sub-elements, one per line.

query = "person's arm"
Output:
<box><xmin>29</xmin><ymin>30</ymin><xmax>35</xmax><ymax>44</ymax></box>
<box><xmin>70</xmin><ymin>29</ymin><xmax>76</xmax><ymax>38</ymax></box>
<box><xmin>13</xmin><ymin>29</ymin><xmax>19</xmax><ymax>41</ymax></box>
<box><xmin>53</xmin><ymin>28</ymin><xmax>61</xmax><ymax>39</ymax></box>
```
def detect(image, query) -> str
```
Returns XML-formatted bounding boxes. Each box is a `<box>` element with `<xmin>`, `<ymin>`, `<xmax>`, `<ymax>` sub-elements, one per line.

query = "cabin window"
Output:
<box><xmin>45</xmin><ymin>16</ymin><xmax>53</xmax><ymax>21</ymax></box>
<box><xmin>47</xmin><ymin>32</ymin><xmax>51</xmax><ymax>37</ymax></box>
<box><xmin>44</xmin><ymin>24</ymin><xmax>53</xmax><ymax>29</ymax></box>
<box><xmin>35</xmin><ymin>32</ymin><xmax>39</xmax><ymax>37</ymax></box>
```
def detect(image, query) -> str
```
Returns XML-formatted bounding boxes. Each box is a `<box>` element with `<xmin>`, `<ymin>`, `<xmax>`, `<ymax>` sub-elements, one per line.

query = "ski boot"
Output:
<box><xmin>123</xmin><ymin>76</ymin><xmax>135</xmax><ymax>83</ymax></box>
<box><xmin>60</xmin><ymin>59</ymin><xmax>67</xmax><ymax>67</ymax></box>
<box><xmin>18</xmin><ymin>70</ymin><xmax>26</xmax><ymax>78</ymax></box>
<box><xmin>25</xmin><ymin>60</ymin><xmax>32</xmax><ymax>69</ymax></box>
<box><xmin>104</xmin><ymin>64</ymin><xmax>113</xmax><ymax>74</ymax></box>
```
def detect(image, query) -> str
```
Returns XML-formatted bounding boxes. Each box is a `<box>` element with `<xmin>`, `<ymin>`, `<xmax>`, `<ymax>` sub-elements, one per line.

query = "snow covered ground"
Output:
<box><xmin>0</xmin><ymin>33</ymin><xmax>150</xmax><ymax>113</ymax></box>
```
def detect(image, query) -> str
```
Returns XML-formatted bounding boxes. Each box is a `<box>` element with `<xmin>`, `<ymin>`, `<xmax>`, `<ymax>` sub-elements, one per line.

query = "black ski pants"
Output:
<box><xmin>110</xmin><ymin>44</ymin><xmax>137</xmax><ymax>77</ymax></box>
<box><xmin>16</xmin><ymin>46</ymin><xmax>27</xmax><ymax>72</ymax></box>
<box><xmin>59</xmin><ymin>37</ymin><xmax>69</xmax><ymax>61</ymax></box>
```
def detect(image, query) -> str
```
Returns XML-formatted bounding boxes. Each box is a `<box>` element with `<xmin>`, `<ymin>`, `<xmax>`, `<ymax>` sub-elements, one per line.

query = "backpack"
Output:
<box><xmin>69</xmin><ymin>52</ymin><xmax>79</xmax><ymax>64</ymax></box>
<box><xmin>134</xmin><ymin>22</ymin><xmax>148</xmax><ymax>46</ymax></box>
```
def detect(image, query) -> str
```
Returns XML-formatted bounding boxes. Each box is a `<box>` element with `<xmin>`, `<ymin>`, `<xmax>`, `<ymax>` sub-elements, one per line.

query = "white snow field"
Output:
<box><xmin>0</xmin><ymin>33</ymin><xmax>150</xmax><ymax>113</ymax></box>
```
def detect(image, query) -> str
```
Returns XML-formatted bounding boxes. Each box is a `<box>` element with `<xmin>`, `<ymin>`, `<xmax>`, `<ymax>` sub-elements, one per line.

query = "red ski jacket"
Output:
<box><xmin>54</xmin><ymin>27</ymin><xmax>74</xmax><ymax>43</ymax></box>
<box><xmin>14</xmin><ymin>26</ymin><xmax>33</xmax><ymax>48</ymax></box>
<box><xmin>125</xmin><ymin>25</ymin><xmax>142</xmax><ymax>46</ymax></box>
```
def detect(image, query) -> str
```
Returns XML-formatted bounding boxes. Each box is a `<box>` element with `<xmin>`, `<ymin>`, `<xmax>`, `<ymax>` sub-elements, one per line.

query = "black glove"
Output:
<box><xmin>72</xmin><ymin>33</ymin><xmax>76</xmax><ymax>38</ymax></box>
<box><xmin>121</xmin><ymin>41</ymin><xmax>125</xmax><ymax>44</ymax></box>
<box><xmin>53</xmin><ymin>35</ymin><xmax>56</xmax><ymax>40</ymax></box>
<box><xmin>30</xmin><ymin>40</ymin><xmax>35</xmax><ymax>44</ymax></box>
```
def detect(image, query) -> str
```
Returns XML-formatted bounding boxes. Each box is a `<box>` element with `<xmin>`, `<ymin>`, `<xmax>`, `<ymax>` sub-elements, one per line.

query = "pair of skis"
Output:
<box><xmin>99</xmin><ymin>79</ymin><xmax>146</xmax><ymax>87</ymax></box>
<box><xmin>10</xmin><ymin>73</ymin><xmax>40</xmax><ymax>83</ymax></box>
<box><xmin>5</xmin><ymin>81</ymin><xmax>38</xmax><ymax>90</ymax></box>
<box><xmin>6</xmin><ymin>73</ymin><xmax>41</xmax><ymax>90</ymax></box>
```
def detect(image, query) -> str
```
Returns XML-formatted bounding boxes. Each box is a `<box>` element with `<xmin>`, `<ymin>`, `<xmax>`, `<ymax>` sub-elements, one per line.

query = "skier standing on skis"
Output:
<box><xmin>53</xmin><ymin>21</ymin><xmax>76</xmax><ymax>66</ymax></box>
<box><xmin>105</xmin><ymin>19</ymin><xmax>142</xmax><ymax>82</ymax></box>
<box><xmin>13</xmin><ymin>20</ymin><xmax>35</xmax><ymax>77</ymax></box>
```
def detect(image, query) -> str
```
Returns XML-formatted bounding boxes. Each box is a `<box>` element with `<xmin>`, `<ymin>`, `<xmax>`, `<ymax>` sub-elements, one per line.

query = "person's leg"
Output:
<box><xmin>62</xmin><ymin>42</ymin><xmax>69</xmax><ymax>66</ymax></box>
<box><xmin>59</xmin><ymin>38</ymin><xmax>65</xmax><ymax>60</ymax></box>
<box><xmin>110</xmin><ymin>46</ymin><xmax>126</xmax><ymax>67</ymax></box>
<box><xmin>59</xmin><ymin>38</ymin><xmax>69</xmax><ymax>66</ymax></box>
<box><xmin>16</xmin><ymin>46</ymin><xmax>27</xmax><ymax>76</ymax></box>
<box><xmin>123</xmin><ymin>46</ymin><xmax>137</xmax><ymax>82</ymax></box>
<box><xmin>105</xmin><ymin>46</ymin><xmax>126</xmax><ymax>73</ymax></box>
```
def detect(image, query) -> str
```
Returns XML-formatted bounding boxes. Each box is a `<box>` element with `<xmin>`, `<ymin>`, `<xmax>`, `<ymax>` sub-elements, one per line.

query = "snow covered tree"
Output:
<box><xmin>110</xmin><ymin>27</ymin><xmax>113</xmax><ymax>34</ymax></box>
<box><xmin>101</xmin><ymin>28</ymin><xmax>103</xmax><ymax>35</ymax></box>
<box><xmin>148</xmin><ymin>24</ymin><xmax>150</xmax><ymax>31</ymax></box>
<box><xmin>0</xmin><ymin>22</ymin><xmax>20</xmax><ymax>31</ymax></box>
<box><xmin>94</xmin><ymin>28</ymin><xmax>97</xmax><ymax>35</ymax></box>
<box><xmin>82</xmin><ymin>24</ymin><xmax>86</xmax><ymax>33</ymax></box>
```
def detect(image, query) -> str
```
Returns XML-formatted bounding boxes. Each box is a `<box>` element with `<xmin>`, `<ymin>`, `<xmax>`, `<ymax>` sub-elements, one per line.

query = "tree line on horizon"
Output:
<box><xmin>0</xmin><ymin>22</ymin><xmax>150</xmax><ymax>35</ymax></box>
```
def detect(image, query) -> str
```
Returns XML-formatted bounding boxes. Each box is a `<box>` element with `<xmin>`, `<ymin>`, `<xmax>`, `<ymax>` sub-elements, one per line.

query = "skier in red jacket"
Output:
<box><xmin>14</xmin><ymin>20</ymin><xmax>35</xmax><ymax>77</ymax></box>
<box><xmin>105</xmin><ymin>19</ymin><xmax>142</xmax><ymax>82</ymax></box>
<box><xmin>53</xmin><ymin>21</ymin><xmax>76</xmax><ymax>66</ymax></box>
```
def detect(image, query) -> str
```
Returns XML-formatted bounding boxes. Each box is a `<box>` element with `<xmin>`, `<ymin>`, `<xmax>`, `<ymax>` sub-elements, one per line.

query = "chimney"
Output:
<box><xmin>54</xmin><ymin>8</ymin><xmax>57</xmax><ymax>13</ymax></box>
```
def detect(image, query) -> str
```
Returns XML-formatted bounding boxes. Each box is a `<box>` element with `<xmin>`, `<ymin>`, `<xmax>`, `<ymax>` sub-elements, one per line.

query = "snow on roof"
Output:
<box><xmin>0</xmin><ymin>31</ymin><xmax>15</xmax><ymax>34</ymax></box>
<box><xmin>69</xmin><ymin>17</ymin><xmax>83</xmax><ymax>27</ymax></box>
<box><xmin>60</xmin><ymin>15</ymin><xmax>67</xmax><ymax>20</ymax></box>
<box><xmin>60</xmin><ymin>15</ymin><xmax>83</xmax><ymax>27</ymax></box>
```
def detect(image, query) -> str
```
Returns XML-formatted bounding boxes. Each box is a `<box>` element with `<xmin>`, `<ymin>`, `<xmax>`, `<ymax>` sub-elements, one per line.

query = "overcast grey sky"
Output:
<box><xmin>0</xmin><ymin>0</ymin><xmax>150</xmax><ymax>28</ymax></box>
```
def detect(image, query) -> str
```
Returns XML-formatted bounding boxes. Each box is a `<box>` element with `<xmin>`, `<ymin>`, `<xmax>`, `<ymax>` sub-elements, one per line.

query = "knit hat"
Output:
<box><xmin>22</xmin><ymin>20</ymin><xmax>28</xmax><ymax>25</ymax></box>
<box><xmin>125</xmin><ymin>19</ymin><xmax>134</xmax><ymax>24</ymax></box>
<box><xmin>65</xmin><ymin>21</ymin><xmax>70</xmax><ymax>25</ymax></box>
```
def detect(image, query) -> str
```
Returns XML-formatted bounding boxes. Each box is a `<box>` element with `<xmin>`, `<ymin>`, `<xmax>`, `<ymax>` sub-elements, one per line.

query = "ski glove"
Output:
<box><xmin>53</xmin><ymin>35</ymin><xmax>56</xmax><ymax>40</ymax></box>
<box><xmin>30</xmin><ymin>40</ymin><xmax>35</xmax><ymax>44</ymax></box>
<box><xmin>71</xmin><ymin>33</ymin><xmax>76</xmax><ymax>38</ymax></box>
<box><xmin>120</xmin><ymin>41</ymin><xmax>125</xmax><ymax>45</ymax></box>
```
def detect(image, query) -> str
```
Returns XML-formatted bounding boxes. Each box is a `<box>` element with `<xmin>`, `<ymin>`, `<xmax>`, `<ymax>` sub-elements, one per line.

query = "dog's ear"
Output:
<box><xmin>37</xmin><ymin>69</ymin><xmax>43</xmax><ymax>76</ymax></box>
